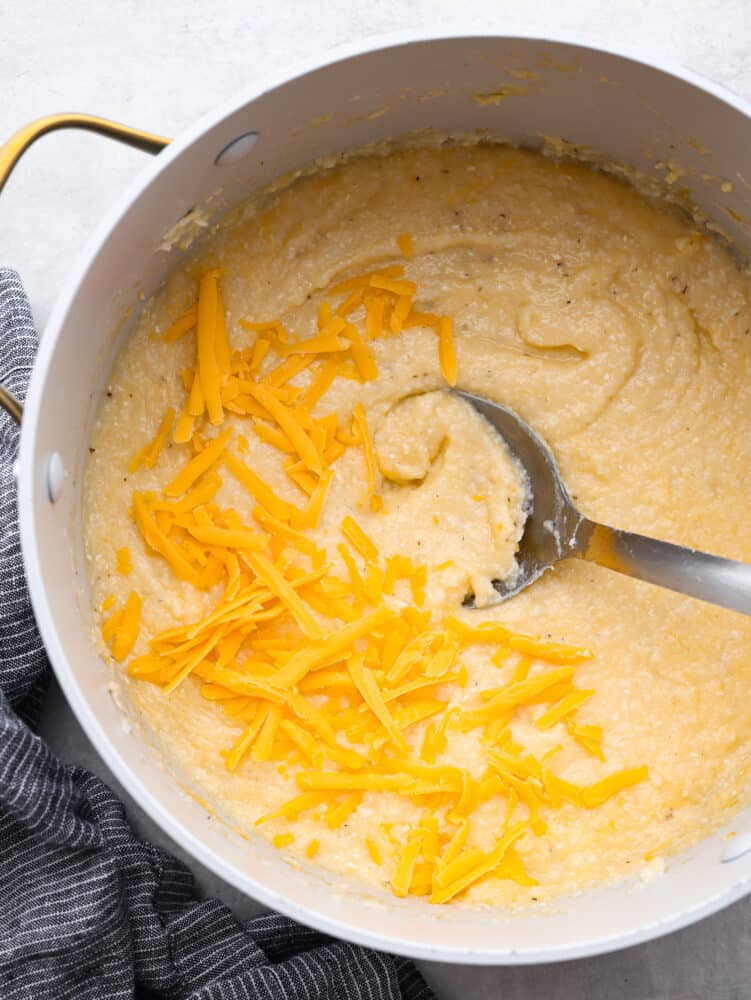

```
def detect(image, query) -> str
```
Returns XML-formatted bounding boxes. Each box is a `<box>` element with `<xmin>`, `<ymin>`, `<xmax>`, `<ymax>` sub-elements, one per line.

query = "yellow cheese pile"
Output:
<box><xmin>101</xmin><ymin>245</ymin><xmax>647</xmax><ymax>904</ymax></box>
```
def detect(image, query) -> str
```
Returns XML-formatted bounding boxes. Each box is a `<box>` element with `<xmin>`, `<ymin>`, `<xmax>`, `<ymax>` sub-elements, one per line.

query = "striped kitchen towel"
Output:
<box><xmin>0</xmin><ymin>268</ymin><xmax>433</xmax><ymax>1000</ymax></box>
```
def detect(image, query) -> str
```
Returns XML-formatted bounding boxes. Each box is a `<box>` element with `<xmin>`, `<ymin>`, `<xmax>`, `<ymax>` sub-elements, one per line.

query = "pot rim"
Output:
<box><xmin>17</xmin><ymin>25</ymin><xmax>751</xmax><ymax>964</ymax></box>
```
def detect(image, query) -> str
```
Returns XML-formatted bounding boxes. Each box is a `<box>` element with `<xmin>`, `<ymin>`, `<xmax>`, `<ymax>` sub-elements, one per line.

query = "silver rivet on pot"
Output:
<box><xmin>215</xmin><ymin>131</ymin><xmax>259</xmax><ymax>166</ymax></box>
<box><xmin>46</xmin><ymin>452</ymin><xmax>64</xmax><ymax>503</ymax></box>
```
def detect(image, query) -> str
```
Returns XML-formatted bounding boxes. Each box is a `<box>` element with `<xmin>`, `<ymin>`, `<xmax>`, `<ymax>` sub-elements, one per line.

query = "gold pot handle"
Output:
<box><xmin>0</xmin><ymin>113</ymin><xmax>172</xmax><ymax>424</ymax></box>
<box><xmin>0</xmin><ymin>113</ymin><xmax>170</xmax><ymax>195</ymax></box>
<box><xmin>0</xmin><ymin>386</ymin><xmax>23</xmax><ymax>424</ymax></box>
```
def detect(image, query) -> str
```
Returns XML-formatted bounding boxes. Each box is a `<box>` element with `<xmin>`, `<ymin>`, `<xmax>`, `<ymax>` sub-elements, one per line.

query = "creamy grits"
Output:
<box><xmin>84</xmin><ymin>142</ymin><xmax>751</xmax><ymax>907</ymax></box>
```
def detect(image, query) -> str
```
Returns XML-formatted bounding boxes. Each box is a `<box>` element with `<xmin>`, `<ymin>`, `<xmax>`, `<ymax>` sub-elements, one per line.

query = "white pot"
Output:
<box><xmin>6</xmin><ymin>29</ymin><xmax>751</xmax><ymax>965</ymax></box>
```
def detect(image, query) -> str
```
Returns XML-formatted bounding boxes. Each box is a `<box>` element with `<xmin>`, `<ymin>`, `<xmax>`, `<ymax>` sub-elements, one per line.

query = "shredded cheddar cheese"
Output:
<box><xmin>196</xmin><ymin>272</ymin><xmax>225</xmax><ymax>426</ymax></box>
<box><xmin>106</xmin><ymin>257</ymin><xmax>648</xmax><ymax>906</ymax></box>
<box><xmin>396</xmin><ymin>233</ymin><xmax>415</xmax><ymax>257</ymax></box>
<box><xmin>246</xmin><ymin>383</ymin><xmax>321</xmax><ymax>474</ymax></box>
<box><xmin>225</xmin><ymin>452</ymin><xmax>300</xmax><ymax>522</ymax></box>
<box><xmin>116</xmin><ymin>546</ymin><xmax>133</xmax><ymax>576</ymax></box>
<box><xmin>161</xmin><ymin>307</ymin><xmax>198</xmax><ymax>343</ymax></box>
<box><xmin>128</xmin><ymin>407</ymin><xmax>176</xmax><ymax>473</ymax></box>
<box><xmin>341</xmin><ymin>516</ymin><xmax>378</xmax><ymax>563</ymax></box>
<box><xmin>437</xmin><ymin>315</ymin><xmax>457</xmax><ymax>386</ymax></box>
<box><xmin>166</xmin><ymin>428</ymin><xmax>233</xmax><ymax>497</ymax></box>
<box><xmin>351</xmin><ymin>403</ymin><xmax>376</xmax><ymax>502</ymax></box>
<box><xmin>103</xmin><ymin>591</ymin><xmax>141</xmax><ymax>662</ymax></box>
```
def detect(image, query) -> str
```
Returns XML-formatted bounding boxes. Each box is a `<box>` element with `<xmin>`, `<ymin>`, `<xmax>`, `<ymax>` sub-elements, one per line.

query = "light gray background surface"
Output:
<box><xmin>3</xmin><ymin>2</ymin><xmax>751</xmax><ymax>997</ymax></box>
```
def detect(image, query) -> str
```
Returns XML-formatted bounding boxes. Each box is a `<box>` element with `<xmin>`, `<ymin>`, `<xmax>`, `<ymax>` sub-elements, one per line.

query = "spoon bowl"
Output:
<box><xmin>455</xmin><ymin>390</ymin><xmax>580</xmax><ymax>603</ymax></box>
<box><xmin>455</xmin><ymin>389</ymin><xmax>751</xmax><ymax>615</ymax></box>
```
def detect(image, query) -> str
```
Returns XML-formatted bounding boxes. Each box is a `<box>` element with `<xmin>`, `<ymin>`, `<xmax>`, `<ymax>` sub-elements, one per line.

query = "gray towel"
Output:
<box><xmin>0</xmin><ymin>268</ymin><xmax>433</xmax><ymax>1000</ymax></box>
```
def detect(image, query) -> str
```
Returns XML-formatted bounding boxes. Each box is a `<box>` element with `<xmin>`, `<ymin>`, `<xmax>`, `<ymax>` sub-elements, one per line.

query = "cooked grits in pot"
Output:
<box><xmin>84</xmin><ymin>141</ymin><xmax>751</xmax><ymax>907</ymax></box>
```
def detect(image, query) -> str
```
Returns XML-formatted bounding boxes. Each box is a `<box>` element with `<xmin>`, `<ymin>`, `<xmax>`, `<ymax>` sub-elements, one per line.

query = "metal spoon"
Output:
<box><xmin>456</xmin><ymin>389</ymin><xmax>751</xmax><ymax>615</ymax></box>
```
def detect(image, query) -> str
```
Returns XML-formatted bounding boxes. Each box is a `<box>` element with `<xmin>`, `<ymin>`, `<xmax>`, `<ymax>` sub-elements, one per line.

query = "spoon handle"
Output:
<box><xmin>573</xmin><ymin>518</ymin><xmax>751</xmax><ymax>615</ymax></box>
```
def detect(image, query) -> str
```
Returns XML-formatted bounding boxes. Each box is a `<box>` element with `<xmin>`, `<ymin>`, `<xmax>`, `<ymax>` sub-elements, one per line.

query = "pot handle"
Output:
<box><xmin>0</xmin><ymin>113</ymin><xmax>171</xmax><ymax>424</ymax></box>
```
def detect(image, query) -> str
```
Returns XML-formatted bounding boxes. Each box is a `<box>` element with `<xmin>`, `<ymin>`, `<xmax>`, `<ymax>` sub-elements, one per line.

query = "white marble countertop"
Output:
<box><xmin>2</xmin><ymin>2</ymin><xmax>751</xmax><ymax>997</ymax></box>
